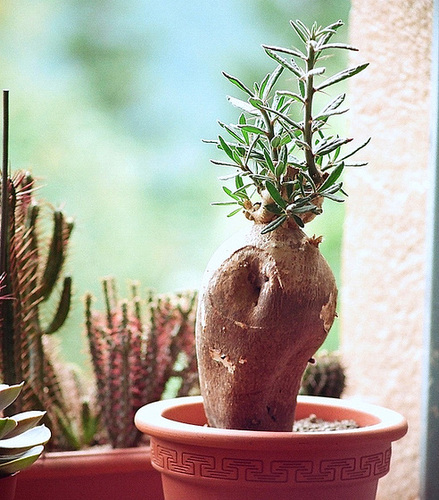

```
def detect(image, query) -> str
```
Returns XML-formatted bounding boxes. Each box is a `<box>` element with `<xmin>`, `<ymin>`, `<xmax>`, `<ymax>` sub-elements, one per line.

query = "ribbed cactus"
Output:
<box><xmin>0</xmin><ymin>382</ymin><xmax>51</xmax><ymax>477</ymax></box>
<box><xmin>85</xmin><ymin>279</ymin><xmax>199</xmax><ymax>448</ymax></box>
<box><xmin>0</xmin><ymin>170</ymin><xmax>76</xmax><ymax>450</ymax></box>
<box><xmin>300</xmin><ymin>351</ymin><xmax>346</xmax><ymax>398</ymax></box>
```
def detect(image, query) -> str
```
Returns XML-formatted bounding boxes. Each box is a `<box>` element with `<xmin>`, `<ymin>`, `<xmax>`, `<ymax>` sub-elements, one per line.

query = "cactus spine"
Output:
<box><xmin>300</xmin><ymin>351</ymin><xmax>346</xmax><ymax>398</ymax></box>
<box><xmin>85</xmin><ymin>279</ymin><xmax>198</xmax><ymax>448</ymax></box>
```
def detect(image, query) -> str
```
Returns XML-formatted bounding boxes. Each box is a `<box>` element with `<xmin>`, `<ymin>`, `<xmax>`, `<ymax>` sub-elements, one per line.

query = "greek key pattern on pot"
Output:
<box><xmin>151</xmin><ymin>442</ymin><xmax>391</xmax><ymax>483</ymax></box>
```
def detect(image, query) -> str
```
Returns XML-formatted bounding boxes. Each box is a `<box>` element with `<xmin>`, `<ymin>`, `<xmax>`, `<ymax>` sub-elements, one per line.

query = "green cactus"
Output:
<box><xmin>300</xmin><ymin>351</ymin><xmax>346</xmax><ymax>398</ymax></box>
<box><xmin>85</xmin><ymin>279</ymin><xmax>199</xmax><ymax>448</ymax></box>
<box><xmin>0</xmin><ymin>171</ymin><xmax>77</xmax><ymax>450</ymax></box>
<box><xmin>0</xmin><ymin>382</ymin><xmax>51</xmax><ymax>477</ymax></box>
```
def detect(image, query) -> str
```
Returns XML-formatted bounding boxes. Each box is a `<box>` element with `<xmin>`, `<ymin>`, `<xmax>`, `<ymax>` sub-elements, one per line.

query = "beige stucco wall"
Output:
<box><xmin>342</xmin><ymin>1</ymin><xmax>434</xmax><ymax>499</ymax></box>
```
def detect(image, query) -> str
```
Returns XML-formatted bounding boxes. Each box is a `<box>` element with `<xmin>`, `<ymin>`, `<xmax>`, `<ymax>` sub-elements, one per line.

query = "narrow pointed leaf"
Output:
<box><xmin>218</xmin><ymin>136</ymin><xmax>235</xmax><ymax>161</ymax></box>
<box><xmin>318</xmin><ymin>43</ymin><xmax>359</xmax><ymax>52</ymax></box>
<box><xmin>227</xmin><ymin>208</ymin><xmax>242</xmax><ymax>217</ymax></box>
<box><xmin>265</xmin><ymin>181</ymin><xmax>287</xmax><ymax>208</ymax></box>
<box><xmin>260</xmin><ymin>105</ymin><xmax>302</xmax><ymax>130</ymax></box>
<box><xmin>222</xmin><ymin>72</ymin><xmax>253</xmax><ymax>96</ymax></box>
<box><xmin>290</xmin><ymin>20</ymin><xmax>309</xmax><ymax>43</ymax></box>
<box><xmin>227</xmin><ymin>96</ymin><xmax>259</xmax><ymax>115</ymax></box>
<box><xmin>316</xmin><ymin>93</ymin><xmax>346</xmax><ymax>120</ymax></box>
<box><xmin>261</xmin><ymin>215</ymin><xmax>287</xmax><ymax>234</ymax></box>
<box><xmin>316</xmin><ymin>63</ymin><xmax>369</xmax><ymax>91</ymax></box>
<box><xmin>292</xmin><ymin>214</ymin><xmax>305</xmax><ymax>228</ymax></box>
<box><xmin>263</xmin><ymin>48</ymin><xmax>303</xmax><ymax>78</ymax></box>
<box><xmin>318</xmin><ymin>164</ymin><xmax>345</xmax><ymax>192</ymax></box>
<box><xmin>262</xmin><ymin>65</ymin><xmax>284</xmax><ymax>101</ymax></box>
<box><xmin>261</xmin><ymin>44</ymin><xmax>306</xmax><ymax>61</ymax></box>
<box><xmin>339</xmin><ymin>137</ymin><xmax>372</xmax><ymax>161</ymax></box>
<box><xmin>238</xmin><ymin>124</ymin><xmax>267</xmax><ymax>135</ymax></box>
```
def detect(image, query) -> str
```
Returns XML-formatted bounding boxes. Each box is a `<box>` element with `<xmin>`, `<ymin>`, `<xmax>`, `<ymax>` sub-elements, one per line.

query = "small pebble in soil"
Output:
<box><xmin>293</xmin><ymin>413</ymin><xmax>359</xmax><ymax>432</ymax></box>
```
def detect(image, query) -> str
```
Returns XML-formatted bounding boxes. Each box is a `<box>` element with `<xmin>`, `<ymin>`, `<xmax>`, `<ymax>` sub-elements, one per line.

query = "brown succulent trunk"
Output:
<box><xmin>196</xmin><ymin>222</ymin><xmax>337</xmax><ymax>431</ymax></box>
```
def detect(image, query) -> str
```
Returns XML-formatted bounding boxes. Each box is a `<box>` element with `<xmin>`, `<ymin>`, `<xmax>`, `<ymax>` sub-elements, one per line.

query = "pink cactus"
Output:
<box><xmin>85</xmin><ymin>279</ymin><xmax>198</xmax><ymax>448</ymax></box>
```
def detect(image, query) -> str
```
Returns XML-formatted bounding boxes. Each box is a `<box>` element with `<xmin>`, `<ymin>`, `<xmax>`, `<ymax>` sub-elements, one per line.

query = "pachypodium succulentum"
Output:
<box><xmin>300</xmin><ymin>350</ymin><xmax>346</xmax><ymax>398</ymax></box>
<box><xmin>196</xmin><ymin>19</ymin><xmax>368</xmax><ymax>432</ymax></box>
<box><xmin>208</xmin><ymin>19</ymin><xmax>369</xmax><ymax>233</ymax></box>
<box><xmin>0</xmin><ymin>171</ymin><xmax>77</xmax><ymax>450</ymax></box>
<box><xmin>0</xmin><ymin>382</ymin><xmax>51</xmax><ymax>477</ymax></box>
<box><xmin>85</xmin><ymin>279</ymin><xmax>198</xmax><ymax>448</ymax></box>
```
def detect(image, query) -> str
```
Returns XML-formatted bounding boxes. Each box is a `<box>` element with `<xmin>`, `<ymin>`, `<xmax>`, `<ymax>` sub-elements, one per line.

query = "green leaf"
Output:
<box><xmin>315</xmin><ymin>137</ymin><xmax>353</xmax><ymax>157</ymax></box>
<box><xmin>316</xmin><ymin>63</ymin><xmax>369</xmax><ymax>91</ymax></box>
<box><xmin>227</xmin><ymin>208</ymin><xmax>242</xmax><ymax>217</ymax></box>
<box><xmin>222</xmin><ymin>186</ymin><xmax>240</xmax><ymax>201</ymax></box>
<box><xmin>238</xmin><ymin>124</ymin><xmax>267</xmax><ymax>135</ymax></box>
<box><xmin>263</xmin><ymin>148</ymin><xmax>275</xmax><ymax>173</ymax></box>
<box><xmin>339</xmin><ymin>137</ymin><xmax>371</xmax><ymax>161</ymax></box>
<box><xmin>0</xmin><ymin>383</ymin><xmax>23</xmax><ymax>413</ymax></box>
<box><xmin>218</xmin><ymin>121</ymin><xmax>245</xmax><ymax>144</ymax></box>
<box><xmin>261</xmin><ymin>44</ymin><xmax>306</xmax><ymax>61</ymax></box>
<box><xmin>227</xmin><ymin>96</ymin><xmax>259</xmax><ymax>115</ymax></box>
<box><xmin>210</xmin><ymin>159</ymin><xmax>238</xmax><ymax>168</ymax></box>
<box><xmin>260</xmin><ymin>105</ymin><xmax>302</xmax><ymax>130</ymax></box>
<box><xmin>320</xmin><ymin>191</ymin><xmax>345</xmax><ymax>202</ymax></box>
<box><xmin>0</xmin><ymin>419</ymin><xmax>17</xmax><ymax>440</ymax></box>
<box><xmin>261</xmin><ymin>215</ymin><xmax>287</xmax><ymax>234</ymax></box>
<box><xmin>258</xmin><ymin>73</ymin><xmax>270</xmax><ymax>98</ymax></box>
<box><xmin>318</xmin><ymin>164</ymin><xmax>345</xmax><ymax>192</ymax></box>
<box><xmin>262</xmin><ymin>65</ymin><xmax>284</xmax><ymax>101</ymax></box>
<box><xmin>211</xmin><ymin>201</ymin><xmax>238</xmax><ymax>206</ymax></box>
<box><xmin>218</xmin><ymin>136</ymin><xmax>235</xmax><ymax>161</ymax></box>
<box><xmin>265</xmin><ymin>181</ymin><xmax>287</xmax><ymax>209</ymax></box>
<box><xmin>271</xmin><ymin>135</ymin><xmax>281</xmax><ymax>149</ymax></box>
<box><xmin>317</xmin><ymin>43</ymin><xmax>359</xmax><ymax>52</ymax></box>
<box><xmin>0</xmin><ymin>445</ymin><xmax>44</xmax><ymax>476</ymax></box>
<box><xmin>263</xmin><ymin>48</ymin><xmax>303</xmax><ymax>78</ymax></box>
<box><xmin>248</xmin><ymin>97</ymin><xmax>264</xmax><ymax>109</ymax></box>
<box><xmin>0</xmin><ymin>425</ymin><xmax>51</xmax><ymax>452</ymax></box>
<box><xmin>315</xmin><ymin>93</ymin><xmax>346</xmax><ymax>120</ymax></box>
<box><xmin>301</xmin><ymin>67</ymin><xmax>326</xmax><ymax>80</ymax></box>
<box><xmin>275</xmin><ymin>161</ymin><xmax>287</xmax><ymax>178</ymax></box>
<box><xmin>290</xmin><ymin>20</ymin><xmax>309</xmax><ymax>44</ymax></box>
<box><xmin>276</xmin><ymin>90</ymin><xmax>305</xmax><ymax>104</ymax></box>
<box><xmin>292</xmin><ymin>214</ymin><xmax>305</xmax><ymax>228</ymax></box>
<box><xmin>222</xmin><ymin>72</ymin><xmax>253</xmax><ymax>96</ymax></box>
<box><xmin>2</xmin><ymin>411</ymin><xmax>46</xmax><ymax>439</ymax></box>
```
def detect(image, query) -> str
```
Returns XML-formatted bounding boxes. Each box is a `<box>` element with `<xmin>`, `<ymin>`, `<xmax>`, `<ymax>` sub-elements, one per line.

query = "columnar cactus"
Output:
<box><xmin>85</xmin><ymin>279</ymin><xmax>198</xmax><ymax>448</ymax></box>
<box><xmin>299</xmin><ymin>350</ymin><xmax>346</xmax><ymax>398</ymax></box>
<box><xmin>0</xmin><ymin>171</ymin><xmax>76</xmax><ymax>450</ymax></box>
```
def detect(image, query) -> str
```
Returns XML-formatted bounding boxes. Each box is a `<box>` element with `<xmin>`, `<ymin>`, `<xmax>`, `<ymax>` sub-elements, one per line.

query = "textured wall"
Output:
<box><xmin>341</xmin><ymin>1</ymin><xmax>434</xmax><ymax>499</ymax></box>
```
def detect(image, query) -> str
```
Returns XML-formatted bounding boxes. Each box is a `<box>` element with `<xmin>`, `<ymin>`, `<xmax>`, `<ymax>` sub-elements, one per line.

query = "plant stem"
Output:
<box><xmin>304</xmin><ymin>44</ymin><xmax>322</xmax><ymax>185</ymax></box>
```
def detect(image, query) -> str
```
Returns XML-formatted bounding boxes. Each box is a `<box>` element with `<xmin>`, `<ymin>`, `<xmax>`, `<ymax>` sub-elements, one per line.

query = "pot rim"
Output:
<box><xmin>135</xmin><ymin>395</ymin><xmax>408</xmax><ymax>450</ymax></box>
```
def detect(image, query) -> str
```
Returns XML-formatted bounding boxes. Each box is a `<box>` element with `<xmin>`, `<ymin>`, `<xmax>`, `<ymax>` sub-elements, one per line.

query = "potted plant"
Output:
<box><xmin>0</xmin><ymin>383</ymin><xmax>51</xmax><ymax>500</ymax></box>
<box><xmin>135</xmin><ymin>19</ymin><xmax>407</xmax><ymax>500</ymax></box>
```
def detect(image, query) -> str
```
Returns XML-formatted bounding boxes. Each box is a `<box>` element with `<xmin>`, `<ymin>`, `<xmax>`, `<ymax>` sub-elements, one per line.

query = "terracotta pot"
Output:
<box><xmin>14</xmin><ymin>446</ymin><xmax>164</xmax><ymax>500</ymax></box>
<box><xmin>135</xmin><ymin>395</ymin><xmax>407</xmax><ymax>500</ymax></box>
<box><xmin>0</xmin><ymin>474</ymin><xmax>17</xmax><ymax>500</ymax></box>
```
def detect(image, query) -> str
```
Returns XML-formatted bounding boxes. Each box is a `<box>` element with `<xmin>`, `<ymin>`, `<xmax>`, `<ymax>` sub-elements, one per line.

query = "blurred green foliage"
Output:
<box><xmin>0</xmin><ymin>0</ymin><xmax>350</xmax><ymax>366</ymax></box>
